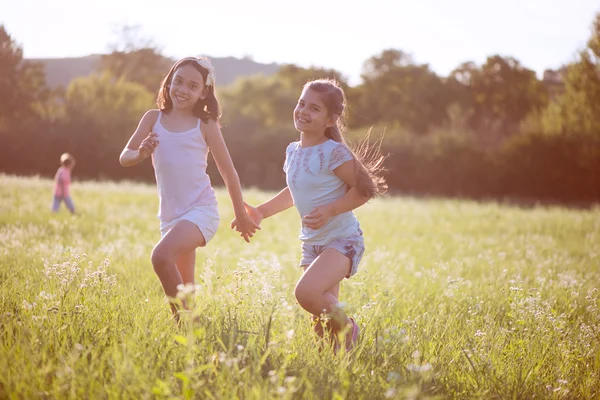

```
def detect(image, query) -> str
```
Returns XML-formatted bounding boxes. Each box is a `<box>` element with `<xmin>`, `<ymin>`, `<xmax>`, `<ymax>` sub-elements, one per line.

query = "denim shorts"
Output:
<box><xmin>300</xmin><ymin>229</ymin><xmax>365</xmax><ymax>278</ymax></box>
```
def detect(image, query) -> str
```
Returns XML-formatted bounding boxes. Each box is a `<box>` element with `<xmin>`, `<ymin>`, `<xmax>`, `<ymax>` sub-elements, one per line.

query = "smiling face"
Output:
<box><xmin>168</xmin><ymin>64</ymin><xmax>206</xmax><ymax>110</ymax></box>
<box><xmin>293</xmin><ymin>88</ymin><xmax>334</xmax><ymax>136</ymax></box>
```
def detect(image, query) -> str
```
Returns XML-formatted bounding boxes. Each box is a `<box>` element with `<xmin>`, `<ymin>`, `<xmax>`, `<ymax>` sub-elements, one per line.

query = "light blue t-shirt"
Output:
<box><xmin>284</xmin><ymin>139</ymin><xmax>361</xmax><ymax>245</ymax></box>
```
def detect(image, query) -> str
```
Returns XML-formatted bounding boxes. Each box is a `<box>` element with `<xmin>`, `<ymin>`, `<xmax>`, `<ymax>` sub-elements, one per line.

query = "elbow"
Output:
<box><xmin>119</xmin><ymin>149</ymin><xmax>135</xmax><ymax>167</ymax></box>
<box><xmin>355</xmin><ymin>192</ymin><xmax>371</xmax><ymax>206</ymax></box>
<box><xmin>353</xmin><ymin>181</ymin><xmax>376</xmax><ymax>203</ymax></box>
<box><xmin>119</xmin><ymin>154</ymin><xmax>131</xmax><ymax>168</ymax></box>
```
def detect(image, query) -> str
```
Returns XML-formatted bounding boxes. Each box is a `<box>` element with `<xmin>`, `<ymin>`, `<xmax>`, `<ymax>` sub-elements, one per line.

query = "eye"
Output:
<box><xmin>312</xmin><ymin>106</ymin><xmax>319</xmax><ymax>111</ymax></box>
<box><xmin>189</xmin><ymin>84</ymin><xmax>198</xmax><ymax>90</ymax></box>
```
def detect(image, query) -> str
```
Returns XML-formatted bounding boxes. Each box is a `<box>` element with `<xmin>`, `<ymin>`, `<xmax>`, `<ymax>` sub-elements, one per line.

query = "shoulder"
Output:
<box><xmin>143</xmin><ymin>109</ymin><xmax>160</xmax><ymax>120</ymax></box>
<box><xmin>200</xmin><ymin>117</ymin><xmax>219</xmax><ymax>136</ymax></box>
<box><xmin>327</xmin><ymin>141</ymin><xmax>354</xmax><ymax>169</ymax></box>
<box><xmin>286</xmin><ymin>141</ymin><xmax>300</xmax><ymax>153</ymax></box>
<box><xmin>141</xmin><ymin>109</ymin><xmax>160</xmax><ymax>126</ymax></box>
<box><xmin>322</xmin><ymin>140</ymin><xmax>349</xmax><ymax>155</ymax></box>
<box><xmin>200</xmin><ymin>117</ymin><xmax>218</xmax><ymax>128</ymax></box>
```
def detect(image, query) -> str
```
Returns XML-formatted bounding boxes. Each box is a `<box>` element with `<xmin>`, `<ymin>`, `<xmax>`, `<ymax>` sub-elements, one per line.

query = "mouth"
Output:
<box><xmin>296</xmin><ymin>116</ymin><xmax>310</xmax><ymax>123</ymax></box>
<box><xmin>174</xmin><ymin>94</ymin><xmax>188</xmax><ymax>102</ymax></box>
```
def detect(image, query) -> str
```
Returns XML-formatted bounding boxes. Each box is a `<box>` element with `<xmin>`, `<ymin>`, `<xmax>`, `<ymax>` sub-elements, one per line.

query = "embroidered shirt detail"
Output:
<box><xmin>329</xmin><ymin>144</ymin><xmax>354</xmax><ymax>170</ymax></box>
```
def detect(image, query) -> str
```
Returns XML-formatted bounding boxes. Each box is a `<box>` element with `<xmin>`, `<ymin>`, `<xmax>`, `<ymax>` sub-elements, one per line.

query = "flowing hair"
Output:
<box><xmin>303</xmin><ymin>79</ymin><xmax>387</xmax><ymax>199</ymax></box>
<box><xmin>156</xmin><ymin>56</ymin><xmax>221</xmax><ymax>124</ymax></box>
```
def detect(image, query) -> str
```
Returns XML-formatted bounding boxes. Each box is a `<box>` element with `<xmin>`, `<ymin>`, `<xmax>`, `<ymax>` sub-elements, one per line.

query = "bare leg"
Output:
<box><xmin>303</xmin><ymin>263</ymin><xmax>339</xmax><ymax>339</ymax></box>
<box><xmin>295</xmin><ymin>249</ymin><xmax>353</xmax><ymax>343</ymax></box>
<box><xmin>151</xmin><ymin>220</ymin><xmax>205</xmax><ymax>315</ymax></box>
<box><xmin>176</xmin><ymin>250</ymin><xmax>196</xmax><ymax>285</ymax></box>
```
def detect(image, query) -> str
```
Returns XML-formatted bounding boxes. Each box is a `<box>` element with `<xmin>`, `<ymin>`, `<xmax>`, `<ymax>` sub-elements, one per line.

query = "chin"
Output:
<box><xmin>173</xmin><ymin>102</ymin><xmax>192</xmax><ymax>111</ymax></box>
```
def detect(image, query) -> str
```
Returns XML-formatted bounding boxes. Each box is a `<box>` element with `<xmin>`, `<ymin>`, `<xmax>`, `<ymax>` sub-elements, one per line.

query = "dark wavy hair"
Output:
<box><xmin>156</xmin><ymin>57</ymin><xmax>221</xmax><ymax>124</ymax></box>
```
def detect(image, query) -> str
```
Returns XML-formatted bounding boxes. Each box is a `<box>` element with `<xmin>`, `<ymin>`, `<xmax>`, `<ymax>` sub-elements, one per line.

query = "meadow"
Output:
<box><xmin>1</xmin><ymin>174</ymin><xmax>598</xmax><ymax>399</ymax></box>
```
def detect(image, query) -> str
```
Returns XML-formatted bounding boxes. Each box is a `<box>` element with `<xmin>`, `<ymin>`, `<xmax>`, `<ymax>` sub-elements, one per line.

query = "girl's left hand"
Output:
<box><xmin>232</xmin><ymin>212</ymin><xmax>261</xmax><ymax>243</ymax></box>
<box><xmin>303</xmin><ymin>205</ymin><xmax>334</xmax><ymax>230</ymax></box>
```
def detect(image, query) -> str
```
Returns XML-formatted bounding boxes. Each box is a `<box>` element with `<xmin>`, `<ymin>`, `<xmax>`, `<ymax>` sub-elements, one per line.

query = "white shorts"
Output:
<box><xmin>160</xmin><ymin>204</ymin><xmax>220</xmax><ymax>245</ymax></box>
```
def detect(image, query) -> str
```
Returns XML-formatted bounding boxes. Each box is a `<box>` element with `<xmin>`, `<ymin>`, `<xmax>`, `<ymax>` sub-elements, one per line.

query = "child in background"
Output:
<box><xmin>51</xmin><ymin>153</ymin><xmax>76</xmax><ymax>214</ymax></box>
<box><xmin>120</xmin><ymin>56</ymin><xmax>259</xmax><ymax>319</ymax></box>
<box><xmin>233</xmin><ymin>79</ymin><xmax>386</xmax><ymax>351</ymax></box>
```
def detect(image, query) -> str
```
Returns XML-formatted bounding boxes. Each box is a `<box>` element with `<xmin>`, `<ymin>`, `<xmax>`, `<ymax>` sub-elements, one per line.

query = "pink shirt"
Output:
<box><xmin>53</xmin><ymin>166</ymin><xmax>71</xmax><ymax>198</ymax></box>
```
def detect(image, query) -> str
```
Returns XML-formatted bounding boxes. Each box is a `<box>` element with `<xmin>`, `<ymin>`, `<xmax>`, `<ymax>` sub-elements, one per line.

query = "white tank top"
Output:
<box><xmin>151</xmin><ymin>111</ymin><xmax>217</xmax><ymax>222</ymax></box>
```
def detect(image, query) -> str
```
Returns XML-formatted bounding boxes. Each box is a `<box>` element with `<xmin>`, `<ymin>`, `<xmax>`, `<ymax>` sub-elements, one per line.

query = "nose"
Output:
<box><xmin>174</xmin><ymin>85</ymin><xmax>187</xmax><ymax>94</ymax></box>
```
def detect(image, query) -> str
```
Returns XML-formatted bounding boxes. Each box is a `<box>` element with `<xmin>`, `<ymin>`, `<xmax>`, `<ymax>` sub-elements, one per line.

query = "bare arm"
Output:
<box><xmin>257</xmin><ymin>187</ymin><xmax>294</xmax><ymax>219</ymax></box>
<box><xmin>204</xmin><ymin>119</ymin><xmax>245</xmax><ymax>214</ymax></box>
<box><xmin>303</xmin><ymin>159</ymin><xmax>370</xmax><ymax>229</ymax></box>
<box><xmin>326</xmin><ymin>159</ymin><xmax>370</xmax><ymax>216</ymax></box>
<box><xmin>119</xmin><ymin>110</ymin><xmax>159</xmax><ymax>167</ymax></box>
<box><xmin>204</xmin><ymin>119</ymin><xmax>259</xmax><ymax>241</ymax></box>
<box><xmin>231</xmin><ymin>187</ymin><xmax>293</xmax><ymax>234</ymax></box>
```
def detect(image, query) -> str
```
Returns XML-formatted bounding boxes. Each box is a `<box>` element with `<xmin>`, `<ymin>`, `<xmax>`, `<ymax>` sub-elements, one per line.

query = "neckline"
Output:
<box><xmin>158</xmin><ymin>120</ymin><xmax>197</xmax><ymax>135</ymax></box>
<box><xmin>298</xmin><ymin>138</ymin><xmax>331</xmax><ymax>149</ymax></box>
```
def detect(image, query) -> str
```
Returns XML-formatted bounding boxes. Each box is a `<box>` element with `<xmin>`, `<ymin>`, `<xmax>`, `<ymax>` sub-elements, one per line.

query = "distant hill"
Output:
<box><xmin>29</xmin><ymin>54</ymin><xmax>281</xmax><ymax>88</ymax></box>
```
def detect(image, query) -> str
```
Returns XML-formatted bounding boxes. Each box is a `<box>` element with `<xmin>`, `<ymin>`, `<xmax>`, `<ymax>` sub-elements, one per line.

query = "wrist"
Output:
<box><xmin>325</xmin><ymin>203</ymin><xmax>337</xmax><ymax>218</ymax></box>
<box><xmin>257</xmin><ymin>204</ymin><xmax>269</xmax><ymax>219</ymax></box>
<box><xmin>233</xmin><ymin>200</ymin><xmax>249</xmax><ymax>216</ymax></box>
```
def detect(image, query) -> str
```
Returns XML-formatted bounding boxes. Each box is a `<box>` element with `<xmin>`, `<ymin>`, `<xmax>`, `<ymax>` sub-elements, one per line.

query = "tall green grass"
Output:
<box><xmin>1</xmin><ymin>174</ymin><xmax>598</xmax><ymax>399</ymax></box>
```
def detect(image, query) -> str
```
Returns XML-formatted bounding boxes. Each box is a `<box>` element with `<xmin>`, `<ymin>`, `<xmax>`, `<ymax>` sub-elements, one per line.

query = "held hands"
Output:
<box><xmin>230</xmin><ymin>202</ymin><xmax>262</xmax><ymax>243</ymax></box>
<box><xmin>139</xmin><ymin>132</ymin><xmax>159</xmax><ymax>160</ymax></box>
<box><xmin>302</xmin><ymin>205</ymin><xmax>334</xmax><ymax>230</ymax></box>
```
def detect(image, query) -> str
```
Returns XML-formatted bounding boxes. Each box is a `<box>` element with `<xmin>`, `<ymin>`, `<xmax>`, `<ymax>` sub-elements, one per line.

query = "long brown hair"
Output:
<box><xmin>304</xmin><ymin>78</ymin><xmax>387</xmax><ymax>198</ymax></box>
<box><xmin>156</xmin><ymin>57</ymin><xmax>221</xmax><ymax>124</ymax></box>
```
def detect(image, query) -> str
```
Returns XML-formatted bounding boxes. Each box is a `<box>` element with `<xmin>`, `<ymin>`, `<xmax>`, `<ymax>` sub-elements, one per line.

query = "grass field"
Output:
<box><xmin>1</xmin><ymin>174</ymin><xmax>599</xmax><ymax>399</ymax></box>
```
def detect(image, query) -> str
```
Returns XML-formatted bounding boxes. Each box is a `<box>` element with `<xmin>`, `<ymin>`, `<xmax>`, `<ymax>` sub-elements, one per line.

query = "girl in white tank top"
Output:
<box><xmin>119</xmin><ymin>57</ymin><xmax>260</xmax><ymax>321</ymax></box>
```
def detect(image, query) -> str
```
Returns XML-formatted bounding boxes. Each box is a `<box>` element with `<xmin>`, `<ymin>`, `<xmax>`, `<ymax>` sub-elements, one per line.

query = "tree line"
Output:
<box><xmin>1</xmin><ymin>17</ymin><xmax>598</xmax><ymax>204</ymax></box>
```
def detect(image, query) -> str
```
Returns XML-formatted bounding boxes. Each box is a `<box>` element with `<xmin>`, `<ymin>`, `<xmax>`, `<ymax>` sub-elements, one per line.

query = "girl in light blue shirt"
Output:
<box><xmin>232</xmin><ymin>79</ymin><xmax>386</xmax><ymax>352</ymax></box>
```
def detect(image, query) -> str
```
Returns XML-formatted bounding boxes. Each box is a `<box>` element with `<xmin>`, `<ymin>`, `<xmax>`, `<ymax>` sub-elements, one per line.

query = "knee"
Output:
<box><xmin>151</xmin><ymin>246</ymin><xmax>173</xmax><ymax>272</ymax></box>
<box><xmin>294</xmin><ymin>282</ymin><xmax>317</xmax><ymax>312</ymax></box>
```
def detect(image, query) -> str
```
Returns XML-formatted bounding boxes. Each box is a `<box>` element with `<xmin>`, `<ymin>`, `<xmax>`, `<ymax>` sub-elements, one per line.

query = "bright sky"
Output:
<box><xmin>2</xmin><ymin>0</ymin><xmax>598</xmax><ymax>85</ymax></box>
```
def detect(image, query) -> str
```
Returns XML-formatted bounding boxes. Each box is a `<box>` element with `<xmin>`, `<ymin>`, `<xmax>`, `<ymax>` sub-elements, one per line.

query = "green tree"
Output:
<box><xmin>64</xmin><ymin>73</ymin><xmax>154</xmax><ymax>139</ymax></box>
<box><xmin>220</xmin><ymin>64</ymin><xmax>347</xmax><ymax>129</ymax></box>
<box><xmin>351</xmin><ymin>49</ymin><xmax>451</xmax><ymax>134</ymax></box>
<box><xmin>541</xmin><ymin>13</ymin><xmax>600</xmax><ymax>134</ymax></box>
<box><xmin>56</xmin><ymin>73</ymin><xmax>155</xmax><ymax>178</ymax></box>
<box><xmin>0</xmin><ymin>25</ymin><xmax>48</xmax><ymax>129</ymax></box>
<box><xmin>100</xmin><ymin>25</ymin><xmax>172</xmax><ymax>93</ymax></box>
<box><xmin>450</xmin><ymin>55</ymin><xmax>547</xmax><ymax>140</ymax></box>
<box><xmin>277</xmin><ymin>64</ymin><xmax>348</xmax><ymax>90</ymax></box>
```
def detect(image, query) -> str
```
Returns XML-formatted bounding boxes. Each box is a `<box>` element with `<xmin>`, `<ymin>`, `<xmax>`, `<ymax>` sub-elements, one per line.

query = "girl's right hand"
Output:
<box><xmin>139</xmin><ymin>132</ymin><xmax>159</xmax><ymax>159</ymax></box>
<box><xmin>230</xmin><ymin>202</ymin><xmax>263</xmax><ymax>240</ymax></box>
